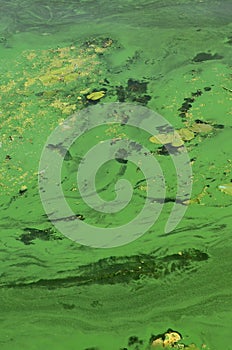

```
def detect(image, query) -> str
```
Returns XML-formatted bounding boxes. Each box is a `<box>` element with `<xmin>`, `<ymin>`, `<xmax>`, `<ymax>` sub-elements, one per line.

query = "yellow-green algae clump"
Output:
<box><xmin>0</xmin><ymin>43</ymin><xmax>104</xmax><ymax>198</ymax></box>
<box><xmin>150</xmin><ymin>329</ymin><xmax>209</xmax><ymax>349</ymax></box>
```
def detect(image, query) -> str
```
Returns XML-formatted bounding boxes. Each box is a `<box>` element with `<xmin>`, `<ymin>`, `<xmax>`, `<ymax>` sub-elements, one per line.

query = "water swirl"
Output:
<box><xmin>38</xmin><ymin>103</ymin><xmax>192</xmax><ymax>248</ymax></box>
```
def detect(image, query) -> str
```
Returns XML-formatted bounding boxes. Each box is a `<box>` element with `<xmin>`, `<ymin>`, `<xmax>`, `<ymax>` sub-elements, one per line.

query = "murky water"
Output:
<box><xmin>0</xmin><ymin>0</ymin><xmax>231</xmax><ymax>349</ymax></box>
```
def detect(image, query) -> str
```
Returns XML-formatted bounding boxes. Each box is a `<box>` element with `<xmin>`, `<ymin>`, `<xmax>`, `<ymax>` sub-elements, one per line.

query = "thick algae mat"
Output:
<box><xmin>0</xmin><ymin>0</ymin><xmax>232</xmax><ymax>349</ymax></box>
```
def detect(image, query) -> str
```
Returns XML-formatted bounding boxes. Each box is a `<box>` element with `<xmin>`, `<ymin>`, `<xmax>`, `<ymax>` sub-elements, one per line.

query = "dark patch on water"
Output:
<box><xmin>128</xmin><ymin>336</ymin><xmax>144</xmax><ymax>347</ymax></box>
<box><xmin>7</xmin><ymin>248</ymin><xmax>209</xmax><ymax>288</ymax></box>
<box><xmin>17</xmin><ymin>227</ymin><xmax>64</xmax><ymax>245</ymax></box>
<box><xmin>116</xmin><ymin>79</ymin><xmax>151</xmax><ymax>105</ymax></box>
<box><xmin>192</xmin><ymin>52</ymin><xmax>223</xmax><ymax>62</ymax></box>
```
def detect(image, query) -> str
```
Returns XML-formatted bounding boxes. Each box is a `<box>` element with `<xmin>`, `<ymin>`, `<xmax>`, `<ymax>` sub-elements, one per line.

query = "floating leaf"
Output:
<box><xmin>149</xmin><ymin>132</ymin><xmax>184</xmax><ymax>147</ymax></box>
<box><xmin>87</xmin><ymin>90</ymin><xmax>105</xmax><ymax>100</ymax></box>
<box><xmin>218</xmin><ymin>183</ymin><xmax>232</xmax><ymax>196</ymax></box>
<box><xmin>171</xmin><ymin>132</ymin><xmax>184</xmax><ymax>147</ymax></box>
<box><xmin>177</xmin><ymin>128</ymin><xmax>195</xmax><ymax>141</ymax></box>
<box><xmin>190</xmin><ymin>122</ymin><xmax>213</xmax><ymax>133</ymax></box>
<box><xmin>149</xmin><ymin>133</ymin><xmax>173</xmax><ymax>145</ymax></box>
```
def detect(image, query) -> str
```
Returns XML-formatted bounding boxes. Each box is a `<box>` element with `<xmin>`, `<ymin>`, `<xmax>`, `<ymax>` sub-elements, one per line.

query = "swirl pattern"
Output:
<box><xmin>38</xmin><ymin>103</ymin><xmax>192</xmax><ymax>248</ymax></box>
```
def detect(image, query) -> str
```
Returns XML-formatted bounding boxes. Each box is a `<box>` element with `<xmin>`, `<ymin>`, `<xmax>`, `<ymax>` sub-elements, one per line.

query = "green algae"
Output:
<box><xmin>3</xmin><ymin>248</ymin><xmax>208</xmax><ymax>289</ymax></box>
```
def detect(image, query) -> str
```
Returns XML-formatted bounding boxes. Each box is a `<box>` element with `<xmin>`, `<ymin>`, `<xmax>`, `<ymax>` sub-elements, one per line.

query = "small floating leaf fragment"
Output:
<box><xmin>87</xmin><ymin>90</ymin><xmax>105</xmax><ymax>100</ymax></box>
<box><xmin>218</xmin><ymin>183</ymin><xmax>232</xmax><ymax>195</ymax></box>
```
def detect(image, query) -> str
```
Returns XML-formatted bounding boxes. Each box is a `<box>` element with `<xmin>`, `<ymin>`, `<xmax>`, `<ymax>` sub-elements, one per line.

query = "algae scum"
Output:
<box><xmin>0</xmin><ymin>0</ymin><xmax>232</xmax><ymax>349</ymax></box>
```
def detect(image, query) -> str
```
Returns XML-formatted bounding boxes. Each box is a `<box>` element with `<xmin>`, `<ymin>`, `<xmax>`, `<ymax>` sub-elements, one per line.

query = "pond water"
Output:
<box><xmin>0</xmin><ymin>0</ymin><xmax>232</xmax><ymax>349</ymax></box>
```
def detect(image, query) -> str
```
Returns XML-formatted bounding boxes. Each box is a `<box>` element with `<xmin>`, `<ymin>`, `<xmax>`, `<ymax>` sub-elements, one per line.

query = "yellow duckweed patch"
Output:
<box><xmin>0</xmin><ymin>80</ymin><xmax>16</xmax><ymax>93</ymax></box>
<box><xmin>0</xmin><ymin>42</ymin><xmax>102</xmax><ymax>196</ymax></box>
<box><xmin>24</xmin><ymin>77</ymin><xmax>37</xmax><ymax>88</ymax></box>
<box><xmin>50</xmin><ymin>99</ymin><xmax>76</xmax><ymax>114</ymax></box>
<box><xmin>26</xmin><ymin>51</ymin><xmax>37</xmax><ymax>60</ymax></box>
<box><xmin>94</xmin><ymin>47</ymin><xmax>106</xmax><ymax>54</ymax></box>
<box><xmin>39</xmin><ymin>69</ymin><xmax>80</xmax><ymax>85</ymax></box>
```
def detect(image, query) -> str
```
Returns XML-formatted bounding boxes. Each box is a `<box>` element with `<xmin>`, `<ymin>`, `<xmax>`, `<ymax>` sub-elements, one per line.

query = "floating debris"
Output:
<box><xmin>150</xmin><ymin>329</ymin><xmax>208</xmax><ymax>349</ymax></box>
<box><xmin>151</xmin><ymin>329</ymin><xmax>182</xmax><ymax>348</ymax></box>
